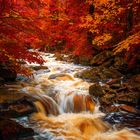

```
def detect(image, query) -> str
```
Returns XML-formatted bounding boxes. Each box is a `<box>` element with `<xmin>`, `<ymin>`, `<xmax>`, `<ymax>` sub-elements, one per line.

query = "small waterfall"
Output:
<box><xmin>21</xmin><ymin>53</ymin><xmax>140</xmax><ymax>140</ymax></box>
<box><xmin>34</xmin><ymin>101</ymin><xmax>46</xmax><ymax>115</ymax></box>
<box><xmin>33</xmin><ymin>94</ymin><xmax>60</xmax><ymax>116</ymax></box>
<box><xmin>33</xmin><ymin>93</ymin><xmax>96</xmax><ymax>115</ymax></box>
<box><xmin>56</xmin><ymin>93</ymin><xmax>96</xmax><ymax>113</ymax></box>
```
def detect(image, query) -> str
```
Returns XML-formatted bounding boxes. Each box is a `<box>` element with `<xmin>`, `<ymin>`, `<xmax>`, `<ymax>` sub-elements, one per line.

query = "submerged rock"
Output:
<box><xmin>48</xmin><ymin>73</ymin><xmax>74</xmax><ymax>81</ymax></box>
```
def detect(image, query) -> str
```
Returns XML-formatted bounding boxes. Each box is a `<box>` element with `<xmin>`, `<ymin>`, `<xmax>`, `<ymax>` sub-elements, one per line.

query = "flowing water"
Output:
<box><xmin>19</xmin><ymin>53</ymin><xmax>140</xmax><ymax>140</ymax></box>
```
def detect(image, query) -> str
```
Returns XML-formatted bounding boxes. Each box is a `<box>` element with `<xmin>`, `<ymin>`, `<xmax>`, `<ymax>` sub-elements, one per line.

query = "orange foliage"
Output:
<box><xmin>0</xmin><ymin>0</ymin><xmax>140</xmax><ymax>73</ymax></box>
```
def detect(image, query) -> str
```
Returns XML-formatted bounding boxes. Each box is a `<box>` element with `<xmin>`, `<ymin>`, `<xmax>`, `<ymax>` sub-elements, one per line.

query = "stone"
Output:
<box><xmin>76</xmin><ymin>67</ymin><xmax>122</xmax><ymax>83</ymax></box>
<box><xmin>0</xmin><ymin>77</ymin><xmax>5</xmax><ymax>85</ymax></box>
<box><xmin>127</xmin><ymin>74</ymin><xmax>140</xmax><ymax>91</ymax></box>
<box><xmin>110</xmin><ymin>84</ymin><xmax>121</xmax><ymax>89</ymax></box>
<box><xmin>103</xmin><ymin>104</ymin><xmax>139</xmax><ymax>114</ymax></box>
<box><xmin>48</xmin><ymin>73</ymin><xmax>65</xmax><ymax>79</ymax></box>
<box><xmin>100</xmin><ymin>58</ymin><xmax>114</xmax><ymax>67</ymax></box>
<box><xmin>90</xmin><ymin>50</ymin><xmax>113</xmax><ymax>66</ymax></box>
<box><xmin>76</xmin><ymin>68</ymin><xmax>101</xmax><ymax>82</ymax></box>
<box><xmin>48</xmin><ymin>73</ymin><xmax>74</xmax><ymax>80</ymax></box>
<box><xmin>0</xmin><ymin>97</ymin><xmax>36</xmax><ymax>118</ymax></box>
<box><xmin>0</xmin><ymin>118</ymin><xmax>34</xmax><ymax>140</ymax></box>
<box><xmin>113</xmin><ymin>56</ymin><xmax>128</xmax><ymax>74</ymax></box>
<box><xmin>100</xmin><ymin>93</ymin><xmax>116</xmax><ymax>105</ymax></box>
<box><xmin>116</xmin><ymin>92</ymin><xmax>139</xmax><ymax>105</ymax></box>
<box><xmin>106</xmin><ymin>78</ymin><xmax>121</xmax><ymax>85</ymax></box>
<box><xmin>73</xmin><ymin>56</ymin><xmax>91</xmax><ymax>66</ymax></box>
<box><xmin>120</xmin><ymin>105</ymin><xmax>139</xmax><ymax>114</ymax></box>
<box><xmin>99</xmin><ymin>67</ymin><xmax>122</xmax><ymax>80</ymax></box>
<box><xmin>54</xmin><ymin>53</ymin><xmax>63</xmax><ymax>61</ymax></box>
<box><xmin>31</xmin><ymin>65</ymin><xmax>49</xmax><ymax>71</ymax></box>
<box><xmin>103</xmin><ymin>112</ymin><xmax>140</xmax><ymax>131</ymax></box>
<box><xmin>89</xmin><ymin>83</ymin><xmax>105</xmax><ymax>97</ymax></box>
<box><xmin>0</xmin><ymin>65</ymin><xmax>17</xmax><ymax>81</ymax></box>
<box><xmin>16</xmin><ymin>75</ymin><xmax>30</xmax><ymax>82</ymax></box>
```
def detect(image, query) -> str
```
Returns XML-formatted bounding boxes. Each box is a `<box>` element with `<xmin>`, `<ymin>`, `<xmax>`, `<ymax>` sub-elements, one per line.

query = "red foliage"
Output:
<box><xmin>0</xmin><ymin>0</ymin><xmax>140</xmax><ymax>73</ymax></box>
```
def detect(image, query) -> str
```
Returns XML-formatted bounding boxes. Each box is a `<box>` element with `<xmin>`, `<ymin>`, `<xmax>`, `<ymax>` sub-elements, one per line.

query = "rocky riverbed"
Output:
<box><xmin>0</xmin><ymin>52</ymin><xmax>140</xmax><ymax>140</ymax></box>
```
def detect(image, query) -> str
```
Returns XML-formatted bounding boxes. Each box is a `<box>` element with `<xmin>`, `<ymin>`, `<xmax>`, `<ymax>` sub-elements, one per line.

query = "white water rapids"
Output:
<box><xmin>20</xmin><ymin>53</ymin><xmax>140</xmax><ymax>140</ymax></box>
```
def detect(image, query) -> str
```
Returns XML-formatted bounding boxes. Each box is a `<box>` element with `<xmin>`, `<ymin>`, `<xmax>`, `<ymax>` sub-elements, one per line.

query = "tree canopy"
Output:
<box><xmin>0</xmin><ymin>0</ymin><xmax>140</xmax><ymax>74</ymax></box>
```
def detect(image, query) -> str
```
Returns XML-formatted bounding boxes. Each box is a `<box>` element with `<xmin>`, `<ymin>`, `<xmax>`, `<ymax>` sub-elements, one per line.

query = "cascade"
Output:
<box><xmin>22</xmin><ymin>53</ymin><xmax>140</xmax><ymax>140</ymax></box>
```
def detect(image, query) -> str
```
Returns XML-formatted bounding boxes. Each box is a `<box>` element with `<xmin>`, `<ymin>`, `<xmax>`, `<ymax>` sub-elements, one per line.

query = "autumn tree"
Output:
<box><xmin>0</xmin><ymin>0</ymin><xmax>47</xmax><ymax>74</ymax></box>
<box><xmin>81</xmin><ymin>0</ymin><xmax>140</xmax><ymax>67</ymax></box>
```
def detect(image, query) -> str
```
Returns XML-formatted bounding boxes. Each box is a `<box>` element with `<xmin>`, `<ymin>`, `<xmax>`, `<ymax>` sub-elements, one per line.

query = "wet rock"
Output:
<box><xmin>113</xmin><ymin>56</ymin><xmax>128</xmax><ymax>74</ymax></box>
<box><xmin>0</xmin><ymin>64</ymin><xmax>17</xmax><ymax>81</ymax></box>
<box><xmin>0</xmin><ymin>87</ymin><xmax>25</xmax><ymax>104</ymax></box>
<box><xmin>31</xmin><ymin>65</ymin><xmax>49</xmax><ymax>71</ymax></box>
<box><xmin>106</xmin><ymin>78</ymin><xmax>121</xmax><ymax>85</ymax></box>
<box><xmin>16</xmin><ymin>75</ymin><xmax>30</xmax><ymax>82</ymax></box>
<box><xmin>55</xmin><ymin>53</ymin><xmax>74</xmax><ymax>62</ymax></box>
<box><xmin>48</xmin><ymin>73</ymin><xmax>74</xmax><ymax>81</ymax></box>
<box><xmin>76</xmin><ymin>68</ymin><xmax>100</xmax><ymax>82</ymax></box>
<box><xmin>100</xmin><ymin>58</ymin><xmax>114</xmax><ymax>67</ymax></box>
<box><xmin>0</xmin><ymin>97</ymin><xmax>36</xmax><ymax>118</ymax></box>
<box><xmin>0</xmin><ymin>118</ymin><xmax>34</xmax><ymax>140</ymax></box>
<box><xmin>48</xmin><ymin>73</ymin><xmax>66</xmax><ymax>79</ymax></box>
<box><xmin>89</xmin><ymin>84</ymin><xmax>105</xmax><ymax>97</ymax></box>
<box><xmin>100</xmin><ymin>67</ymin><xmax>122</xmax><ymax>80</ymax></box>
<box><xmin>103</xmin><ymin>104</ymin><xmax>139</xmax><ymax>114</ymax></box>
<box><xmin>77</xmin><ymin>67</ymin><xmax>122</xmax><ymax>83</ymax></box>
<box><xmin>73</xmin><ymin>56</ymin><xmax>91</xmax><ymax>66</ymax></box>
<box><xmin>100</xmin><ymin>93</ymin><xmax>116</xmax><ymax>106</ymax></box>
<box><xmin>116</xmin><ymin>92</ymin><xmax>139</xmax><ymax>105</ymax></box>
<box><xmin>110</xmin><ymin>84</ymin><xmax>121</xmax><ymax>89</ymax></box>
<box><xmin>90</xmin><ymin>51</ymin><xmax>113</xmax><ymax>66</ymax></box>
<box><xmin>0</xmin><ymin>77</ymin><xmax>5</xmax><ymax>85</ymax></box>
<box><xmin>55</xmin><ymin>53</ymin><xmax>64</xmax><ymax>61</ymax></box>
<box><xmin>104</xmin><ymin>112</ymin><xmax>140</xmax><ymax>131</ymax></box>
<box><xmin>120</xmin><ymin>105</ymin><xmax>139</xmax><ymax>114</ymax></box>
<box><xmin>127</xmin><ymin>74</ymin><xmax>140</xmax><ymax>92</ymax></box>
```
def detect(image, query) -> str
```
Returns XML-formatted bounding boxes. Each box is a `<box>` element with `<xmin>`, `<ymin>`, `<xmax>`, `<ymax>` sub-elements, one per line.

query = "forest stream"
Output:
<box><xmin>0</xmin><ymin>53</ymin><xmax>140</xmax><ymax>140</ymax></box>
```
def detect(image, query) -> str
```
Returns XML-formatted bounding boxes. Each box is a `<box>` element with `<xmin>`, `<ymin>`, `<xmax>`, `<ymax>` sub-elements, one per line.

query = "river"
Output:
<box><xmin>16</xmin><ymin>53</ymin><xmax>140</xmax><ymax>140</ymax></box>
